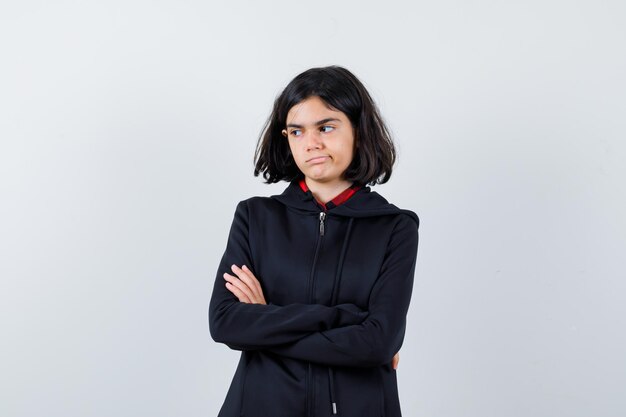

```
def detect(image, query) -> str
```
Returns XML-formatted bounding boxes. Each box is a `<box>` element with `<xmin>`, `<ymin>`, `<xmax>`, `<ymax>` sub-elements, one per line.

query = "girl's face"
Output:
<box><xmin>282</xmin><ymin>96</ymin><xmax>355</xmax><ymax>186</ymax></box>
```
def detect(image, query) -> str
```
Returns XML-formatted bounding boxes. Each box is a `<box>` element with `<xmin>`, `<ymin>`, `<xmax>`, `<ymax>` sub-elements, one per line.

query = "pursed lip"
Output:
<box><xmin>306</xmin><ymin>155</ymin><xmax>329</xmax><ymax>163</ymax></box>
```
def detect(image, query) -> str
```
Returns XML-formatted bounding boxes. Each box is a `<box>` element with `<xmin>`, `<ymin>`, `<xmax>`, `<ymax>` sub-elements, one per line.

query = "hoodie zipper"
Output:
<box><xmin>319</xmin><ymin>212</ymin><xmax>326</xmax><ymax>236</ymax></box>
<box><xmin>308</xmin><ymin>212</ymin><xmax>326</xmax><ymax>304</ymax></box>
<box><xmin>306</xmin><ymin>211</ymin><xmax>326</xmax><ymax>417</ymax></box>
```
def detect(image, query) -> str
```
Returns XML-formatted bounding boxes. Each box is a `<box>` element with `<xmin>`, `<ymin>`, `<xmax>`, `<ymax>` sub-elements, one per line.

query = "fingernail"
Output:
<box><xmin>242</xmin><ymin>265</ymin><xmax>248</xmax><ymax>270</ymax></box>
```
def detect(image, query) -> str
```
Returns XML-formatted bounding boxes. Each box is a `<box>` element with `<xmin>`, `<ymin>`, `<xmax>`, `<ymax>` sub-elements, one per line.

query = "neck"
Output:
<box><xmin>305</xmin><ymin>177</ymin><xmax>353</xmax><ymax>204</ymax></box>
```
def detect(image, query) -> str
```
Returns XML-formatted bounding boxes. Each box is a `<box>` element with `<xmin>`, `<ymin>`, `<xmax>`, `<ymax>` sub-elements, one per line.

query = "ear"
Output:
<box><xmin>281</xmin><ymin>129</ymin><xmax>288</xmax><ymax>137</ymax></box>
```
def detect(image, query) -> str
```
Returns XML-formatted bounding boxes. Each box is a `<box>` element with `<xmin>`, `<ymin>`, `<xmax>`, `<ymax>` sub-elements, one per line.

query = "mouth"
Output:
<box><xmin>306</xmin><ymin>155</ymin><xmax>329</xmax><ymax>163</ymax></box>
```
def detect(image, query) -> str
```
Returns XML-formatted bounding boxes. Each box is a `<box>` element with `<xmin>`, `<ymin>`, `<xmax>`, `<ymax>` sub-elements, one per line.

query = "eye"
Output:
<box><xmin>289</xmin><ymin>129</ymin><xmax>302</xmax><ymax>137</ymax></box>
<box><xmin>320</xmin><ymin>126</ymin><xmax>334</xmax><ymax>133</ymax></box>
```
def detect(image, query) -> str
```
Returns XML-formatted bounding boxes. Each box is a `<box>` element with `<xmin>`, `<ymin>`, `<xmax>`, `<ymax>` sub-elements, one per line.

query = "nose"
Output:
<box><xmin>303</xmin><ymin>129</ymin><xmax>323</xmax><ymax>151</ymax></box>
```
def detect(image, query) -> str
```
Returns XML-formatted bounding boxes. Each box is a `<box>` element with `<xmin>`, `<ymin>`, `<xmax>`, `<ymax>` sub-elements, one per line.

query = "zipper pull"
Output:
<box><xmin>319</xmin><ymin>212</ymin><xmax>326</xmax><ymax>236</ymax></box>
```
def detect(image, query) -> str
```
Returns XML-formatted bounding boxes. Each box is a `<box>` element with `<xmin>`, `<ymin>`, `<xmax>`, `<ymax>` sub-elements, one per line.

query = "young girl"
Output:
<box><xmin>209</xmin><ymin>66</ymin><xmax>419</xmax><ymax>417</ymax></box>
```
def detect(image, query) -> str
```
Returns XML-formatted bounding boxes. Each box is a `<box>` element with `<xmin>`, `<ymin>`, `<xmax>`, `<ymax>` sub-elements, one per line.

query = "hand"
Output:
<box><xmin>223</xmin><ymin>264</ymin><xmax>267</xmax><ymax>305</ymax></box>
<box><xmin>392</xmin><ymin>352</ymin><xmax>400</xmax><ymax>370</ymax></box>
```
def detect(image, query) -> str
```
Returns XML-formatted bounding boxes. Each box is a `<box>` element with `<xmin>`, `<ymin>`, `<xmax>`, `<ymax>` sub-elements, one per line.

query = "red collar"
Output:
<box><xmin>298</xmin><ymin>178</ymin><xmax>362</xmax><ymax>211</ymax></box>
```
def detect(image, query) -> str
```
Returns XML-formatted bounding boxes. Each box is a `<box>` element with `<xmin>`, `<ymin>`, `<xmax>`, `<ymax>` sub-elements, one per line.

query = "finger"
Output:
<box><xmin>229</xmin><ymin>266</ymin><xmax>258</xmax><ymax>302</ymax></box>
<box><xmin>224</xmin><ymin>272</ymin><xmax>255</xmax><ymax>302</ymax></box>
<box><xmin>231</xmin><ymin>264</ymin><xmax>266</xmax><ymax>304</ymax></box>
<box><xmin>392</xmin><ymin>352</ymin><xmax>400</xmax><ymax>369</ymax></box>
<box><xmin>230</xmin><ymin>265</ymin><xmax>261</xmax><ymax>300</ymax></box>
<box><xmin>228</xmin><ymin>267</ymin><xmax>262</xmax><ymax>304</ymax></box>
<box><xmin>242</xmin><ymin>265</ymin><xmax>266</xmax><ymax>303</ymax></box>
<box><xmin>223</xmin><ymin>273</ymin><xmax>254</xmax><ymax>303</ymax></box>
<box><xmin>232</xmin><ymin>264</ymin><xmax>264</xmax><ymax>302</ymax></box>
<box><xmin>225</xmin><ymin>281</ymin><xmax>252</xmax><ymax>303</ymax></box>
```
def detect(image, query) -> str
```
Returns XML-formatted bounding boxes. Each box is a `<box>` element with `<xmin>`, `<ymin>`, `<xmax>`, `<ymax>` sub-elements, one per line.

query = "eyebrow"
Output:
<box><xmin>286</xmin><ymin>118</ymin><xmax>342</xmax><ymax>129</ymax></box>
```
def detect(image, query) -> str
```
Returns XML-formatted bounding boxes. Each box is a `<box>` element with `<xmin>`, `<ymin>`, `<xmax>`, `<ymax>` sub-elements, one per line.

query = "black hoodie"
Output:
<box><xmin>209</xmin><ymin>180</ymin><xmax>420</xmax><ymax>417</ymax></box>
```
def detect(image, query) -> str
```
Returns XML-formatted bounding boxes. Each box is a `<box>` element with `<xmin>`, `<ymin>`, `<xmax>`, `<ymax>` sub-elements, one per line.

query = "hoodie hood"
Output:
<box><xmin>271</xmin><ymin>180</ymin><xmax>419</xmax><ymax>227</ymax></box>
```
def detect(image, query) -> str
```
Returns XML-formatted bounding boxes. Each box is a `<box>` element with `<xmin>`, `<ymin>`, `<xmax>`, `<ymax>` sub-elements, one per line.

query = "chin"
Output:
<box><xmin>304</xmin><ymin>169</ymin><xmax>325</xmax><ymax>179</ymax></box>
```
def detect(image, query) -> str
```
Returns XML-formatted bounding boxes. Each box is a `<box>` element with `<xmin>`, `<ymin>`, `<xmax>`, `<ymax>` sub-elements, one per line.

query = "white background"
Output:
<box><xmin>1</xmin><ymin>1</ymin><xmax>625</xmax><ymax>416</ymax></box>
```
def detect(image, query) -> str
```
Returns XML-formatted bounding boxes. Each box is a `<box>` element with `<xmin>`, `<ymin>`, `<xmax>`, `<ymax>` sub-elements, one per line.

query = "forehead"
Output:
<box><xmin>286</xmin><ymin>96</ymin><xmax>347</xmax><ymax>123</ymax></box>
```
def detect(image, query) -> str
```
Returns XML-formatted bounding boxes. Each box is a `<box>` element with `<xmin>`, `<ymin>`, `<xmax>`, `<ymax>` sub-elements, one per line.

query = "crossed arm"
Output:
<box><xmin>209</xmin><ymin>201</ymin><xmax>371</xmax><ymax>350</ymax></box>
<box><xmin>209</xmin><ymin>201</ymin><xmax>418</xmax><ymax>368</ymax></box>
<box><xmin>222</xmin><ymin>263</ymin><xmax>401</xmax><ymax>370</ymax></box>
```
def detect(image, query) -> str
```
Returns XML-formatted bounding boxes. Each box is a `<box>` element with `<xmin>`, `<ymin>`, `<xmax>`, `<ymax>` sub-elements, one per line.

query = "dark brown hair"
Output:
<box><xmin>253</xmin><ymin>66</ymin><xmax>396</xmax><ymax>186</ymax></box>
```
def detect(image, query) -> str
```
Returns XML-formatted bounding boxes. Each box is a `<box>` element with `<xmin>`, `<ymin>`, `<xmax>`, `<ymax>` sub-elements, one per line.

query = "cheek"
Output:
<box><xmin>344</xmin><ymin>151</ymin><xmax>356</xmax><ymax>167</ymax></box>
<box><xmin>286</xmin><ymin>141</ymin><xmax>297</xmax><ymax>157</ymax></box>
<box><xmin>338</xmin><ymin>142</ymin><xmax>355</xmax><ymax>165</ymax></box>
<box><xmin>340</xmin><ymin>131</ymin><xmax>356</xmax><ymax>161</ymax></box>
<box><xmin>288</xmin><ymin>143</ymin><xmax>305</xmax><ymax>165</ymax></box>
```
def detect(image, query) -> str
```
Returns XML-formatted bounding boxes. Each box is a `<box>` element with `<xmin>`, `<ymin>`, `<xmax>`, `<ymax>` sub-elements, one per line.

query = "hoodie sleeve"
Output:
<box><xmin>209</xmin><ymin>200</ymin><xmax>368</xmax><ymax>351</ymax></box>
<box><xmin>265</xmin><ymin>213</ymin><xmax>419</xmax><ymax>367</ymax></box>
